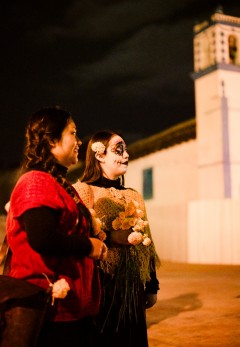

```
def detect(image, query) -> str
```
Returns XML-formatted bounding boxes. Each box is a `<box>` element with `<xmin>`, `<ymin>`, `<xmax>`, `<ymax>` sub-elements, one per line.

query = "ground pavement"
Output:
<box><xmin>1</xmin><ymin>219</ymin><xmax>239</xmax><ymax>347</ymax></box>
<box><xmin>146</xmin><ymin>261</ymin><xmax>240</xmax><ymax>347</ymax></box>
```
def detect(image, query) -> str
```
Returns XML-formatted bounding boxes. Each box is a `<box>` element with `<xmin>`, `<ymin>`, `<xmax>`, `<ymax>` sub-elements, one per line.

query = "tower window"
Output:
<box><xmin>228</xmin><ymin>35</ymin><xmax>237</xmax><ymax>64</ymax></box>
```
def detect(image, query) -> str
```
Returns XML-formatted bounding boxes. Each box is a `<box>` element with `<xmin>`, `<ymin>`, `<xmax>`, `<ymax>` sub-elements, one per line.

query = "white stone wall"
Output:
<box><xmin>195</xmin><ymin>69</ymin><xmax>240</xmax><ymax>200</ymax></box>
<box><xmin>126</xmin><ymin>140</ymin><xmax>198</xmax><ymax>262</ymax></box>
<box><xmin>126</xmin><ymin>137</ymin><xmax>240</xmax><ymax>264</ymax></box>
<box><xmin>188</xmin><ymin>199</ymin><xmax>240</xmax><ymax>264</ymax></box>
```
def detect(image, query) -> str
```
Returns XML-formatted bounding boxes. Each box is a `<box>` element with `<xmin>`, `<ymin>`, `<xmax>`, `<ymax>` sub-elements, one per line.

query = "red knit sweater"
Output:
<box><xmin>7</xmin><ymin>171</ymin><xmax>101</xmax><ymax>321</ymax></box>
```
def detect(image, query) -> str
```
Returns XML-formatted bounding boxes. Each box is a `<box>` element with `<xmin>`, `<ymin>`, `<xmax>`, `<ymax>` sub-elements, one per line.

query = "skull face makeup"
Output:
<box><xmin>98</xmin><ymin>135</ymin><xmax>129</xmax><ymax>180</ymax></box>
<box><xmin>110</xmin><ymin>141</ymin><xmax>128</xmax><ymax>156</ymax></box>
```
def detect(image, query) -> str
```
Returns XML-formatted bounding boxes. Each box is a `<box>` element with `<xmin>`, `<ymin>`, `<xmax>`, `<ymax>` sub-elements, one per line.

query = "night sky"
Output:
<box><xmin>1</xmin><ymin>0</ymin><xmax>240</xmax><ymax>169</ymax></box>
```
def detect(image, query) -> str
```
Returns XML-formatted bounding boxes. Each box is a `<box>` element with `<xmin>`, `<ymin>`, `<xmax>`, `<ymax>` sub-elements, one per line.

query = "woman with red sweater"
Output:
<box><xmin>6</xmin><ymin>106</ymin><xmax>107</xmax><ymax>347</ymax></box>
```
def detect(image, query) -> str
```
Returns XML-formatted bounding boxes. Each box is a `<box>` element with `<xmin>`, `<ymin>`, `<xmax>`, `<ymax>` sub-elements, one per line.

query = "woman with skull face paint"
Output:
<box><xmin>73</xmin><ymin>130</ymin><xmax>160</xmax><ymax>347</ymax></box>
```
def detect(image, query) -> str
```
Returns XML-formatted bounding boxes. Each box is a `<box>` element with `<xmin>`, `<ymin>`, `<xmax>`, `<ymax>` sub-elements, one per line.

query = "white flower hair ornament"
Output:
<box><xmin>91</xmin><ymin>142</ymin><xmax>105</xmax><ymax>155</ymax></box>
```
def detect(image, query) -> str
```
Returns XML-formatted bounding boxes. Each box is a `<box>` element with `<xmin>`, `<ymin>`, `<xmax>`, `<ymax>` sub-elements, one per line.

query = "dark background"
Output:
<box><xmin>1</xmin><ymin>0</ymin><xmax>240</xmax><ymax>169</ymax></box>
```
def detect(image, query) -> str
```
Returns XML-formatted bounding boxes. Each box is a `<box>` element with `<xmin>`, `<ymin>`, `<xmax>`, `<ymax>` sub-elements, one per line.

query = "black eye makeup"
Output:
<box><xmin>110</xmin><ymin>142</ymin><xmax>128</xmax><ymax>156</ymax></box>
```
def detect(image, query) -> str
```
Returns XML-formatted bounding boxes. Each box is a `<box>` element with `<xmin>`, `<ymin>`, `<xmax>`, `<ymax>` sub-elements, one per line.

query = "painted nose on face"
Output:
<box><xmin>123</xmin><ymin>150</ymin><xmax>129</xmax><ymax>159</ymax></box>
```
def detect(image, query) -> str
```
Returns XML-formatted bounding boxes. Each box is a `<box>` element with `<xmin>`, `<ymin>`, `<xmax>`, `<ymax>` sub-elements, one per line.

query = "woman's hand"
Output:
<box><xmin>145</xmin><ymin>294</ymin><xmax>157</xmax><ymax>309</ymax></box>
<box><xmin>110</xmin><ymin>229</ymin><xmax>132</xmax><ymax>245</ymax></box>
<box><xmin>89</xmin><ymin>238</ymin><xmax>108</xmax><ymax>260</ymax></box>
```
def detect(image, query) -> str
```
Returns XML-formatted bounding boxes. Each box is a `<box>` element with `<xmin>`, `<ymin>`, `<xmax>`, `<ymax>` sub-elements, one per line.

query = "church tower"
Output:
<box><xmin>192</xmin><ymin>8</ymin><xmax>240</xmax><ymax>199</ymax></box>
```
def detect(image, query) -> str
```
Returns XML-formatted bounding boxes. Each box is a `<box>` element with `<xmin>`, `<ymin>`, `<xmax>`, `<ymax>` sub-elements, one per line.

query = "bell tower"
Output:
<box><xmin>192</xmin><ymin>8</ymin><xmax>240</xmax><ymax>199</ymax></box>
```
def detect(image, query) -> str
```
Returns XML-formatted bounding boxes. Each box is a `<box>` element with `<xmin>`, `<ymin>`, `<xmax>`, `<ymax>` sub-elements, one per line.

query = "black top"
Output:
<box><xmin>91</xmin><ymin>176</ymin><xmax>126</xmax><ymax>190</ymax></box>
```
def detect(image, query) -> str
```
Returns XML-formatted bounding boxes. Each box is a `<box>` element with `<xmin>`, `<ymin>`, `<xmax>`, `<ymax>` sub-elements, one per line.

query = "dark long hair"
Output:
<box><xmin>21</xmin><ymin>106</ymin><xmax>93</xmax><ymax>232</ymax></box>
<box><xmin>22</xmin><ymin>106</ymin><xmax>72</xmax><ymax>175</ymax></box>
<box><xmin>80</xmin><ymin>130</ymin><xmax>125</xmax><ymax>185</ymax></box>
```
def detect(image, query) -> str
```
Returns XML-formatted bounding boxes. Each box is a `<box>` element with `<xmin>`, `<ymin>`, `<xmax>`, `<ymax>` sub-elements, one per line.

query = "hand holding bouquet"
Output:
<box><xmin>112</xmin><ymin>200</ymin><xmax>152</xmax><ymax>246</ymax></box>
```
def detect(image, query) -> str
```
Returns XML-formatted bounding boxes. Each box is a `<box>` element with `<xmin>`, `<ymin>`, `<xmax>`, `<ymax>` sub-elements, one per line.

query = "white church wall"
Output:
<box><xmin>148</xmin><ymin>203</ymin><xmax>188</xmax><ymax>262</ymax></box>
<box><xmin>226</xmin><ymin>72</ymin><xmax>240</xmax><ymax>199</ymax></box>
<box><xmin>124</xmin><ymin>11</ymin><xmax>240</xmax><ymax>264</ymax></box>
<box><xmin>195</xmin><ymin>72</ymin><xmax>224</xmax><ymax>166</ymax></box>
<box><xmin>126</xmin><ymin>140</ymin><xmax>198</xmax><ymax>262</ymax></box>
<box><xmin>195</xmin><ymin>69</ymin><xmax>240</xmax><ymax>199</ymax></box>
<box><xmin>188</xmin><ymin>199</ymin><xmax>240</xmax><ymax>264</ymax></box>
<box><xmin>198</xmin><ymin>165</ymin><xmax>225</xmax><ymax>198</ymax></box>
<box><xmin>231</xmin><ymin>164</ymin><xmax>240</xmax><ymax>200</ymax></box>
<box><xmin>126</xmin><ymin>140</ymin><xmax>198</xmax><ymax>203</ymax></box>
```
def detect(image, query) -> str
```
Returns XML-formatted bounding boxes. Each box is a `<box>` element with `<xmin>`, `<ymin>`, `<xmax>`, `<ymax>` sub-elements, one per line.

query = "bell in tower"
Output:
<box><xmin>193</xmin><ymin>6</ymin><xmax>240</xmax><ymax>74</ymax></box>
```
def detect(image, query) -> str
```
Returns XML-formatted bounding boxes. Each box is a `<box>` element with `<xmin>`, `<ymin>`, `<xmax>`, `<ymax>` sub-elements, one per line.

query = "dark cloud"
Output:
<box><xmin>1</xmin><ymin>0</ymin><xmax>240</xmax><ymax>168</ymax></box>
